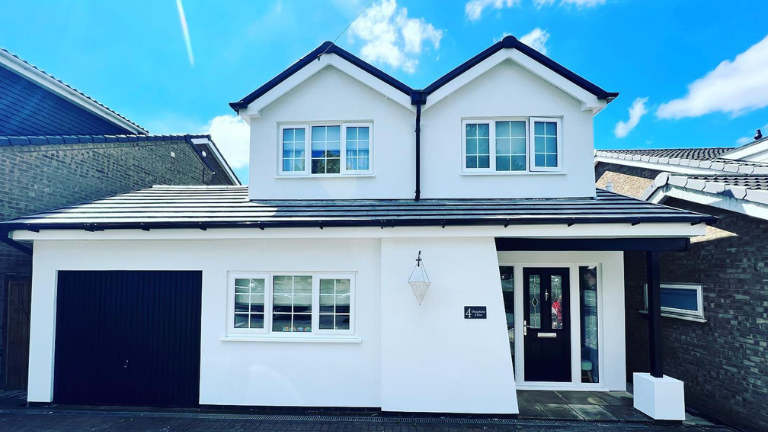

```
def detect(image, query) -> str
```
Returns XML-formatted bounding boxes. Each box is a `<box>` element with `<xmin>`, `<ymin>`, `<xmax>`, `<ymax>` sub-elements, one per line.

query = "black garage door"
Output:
<box><xmin>54</xmin><ymin>271</ymin><xmax>202</xmax><ymax>407</ymax></box>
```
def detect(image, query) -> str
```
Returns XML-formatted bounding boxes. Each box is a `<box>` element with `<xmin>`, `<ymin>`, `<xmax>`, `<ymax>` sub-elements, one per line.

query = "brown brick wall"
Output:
<box><xmin>594</xmin><ymin>162</ymin><xmax>660</xmax><ymax>199</ymax></box>
<box><xmin>597</xmin><ymin>162</ymin><xmax>768</xmax><ymax>431</ymax></box>
<box><xmin>0</xmin><ymin>139</ymin><xmax>228</xmax><ymax>388</ymax></box>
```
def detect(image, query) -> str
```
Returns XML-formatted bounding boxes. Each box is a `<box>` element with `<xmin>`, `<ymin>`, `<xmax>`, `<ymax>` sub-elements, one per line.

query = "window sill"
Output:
<box><xmin>275</xmin><ymin>174</ymin><xmax>375</xmax><ymax>179</ymax></box>
<box><xmin>460</xmin><ymin>170</ymin><xmax>566</xmax><ymax>176</ymax></box>
<box><xmin>220</xmin><ymin>335</ymin><xmax>362</xmax><ymax>344</ymax></box>
<box><xmin>639</xmin><ymin>310</ymin><xmax>706</xmax><ymax>323</ymax></box>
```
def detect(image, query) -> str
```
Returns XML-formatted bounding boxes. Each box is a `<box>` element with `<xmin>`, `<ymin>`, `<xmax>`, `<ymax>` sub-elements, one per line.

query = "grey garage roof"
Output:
<box><xmin>0</xmin><ymin>186</ymin><xmax>715</xmax><ymax>232</ymax></box>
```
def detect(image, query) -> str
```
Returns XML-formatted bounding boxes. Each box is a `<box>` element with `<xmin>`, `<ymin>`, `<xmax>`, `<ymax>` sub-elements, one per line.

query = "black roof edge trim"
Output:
<box><xmin>0</xmin><ymin>230</ymin><xmax>32</xmax><ymax>255</ymax></box>
<box><xmin>229</xmin><ymin>42</ymin><xmax>413</xmax><ymax>112</ymax></box>
<box><xmin>496</xmin><ymin>237</ymin><xmax>690</xmax><ymax>252</ymax></box>
<box><xmin>2</xmin><ymin>214</ymin><xmax>717</xmax><ymax>232</ymax></box>
<box><xmin>422</xmin><ymin>35</ymin><xmax>618</xmax><ymax>101</ymax></box>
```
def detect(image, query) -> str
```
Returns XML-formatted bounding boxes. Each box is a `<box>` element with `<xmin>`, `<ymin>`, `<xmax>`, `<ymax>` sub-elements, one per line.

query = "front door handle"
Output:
<box><xmin>123</xmin><ymin>359</ymin><xmax>129</xmax><ymax>369</ymax></box>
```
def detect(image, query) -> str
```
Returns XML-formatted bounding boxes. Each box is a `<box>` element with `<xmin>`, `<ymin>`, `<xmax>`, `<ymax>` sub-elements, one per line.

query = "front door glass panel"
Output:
<box><xmin>529</xmin><ymin>275</ymin><xmax>541</xmax><ymax>329</ymax></box>
<box><xmin>579</xmin><ymin>266</ymin><xmax>599</xmax><ymax>383</ymax></box>
<box><xmin>551</xmin><ymin>275</ymin><xmax>563</xmax><ymax>330</ymax></box>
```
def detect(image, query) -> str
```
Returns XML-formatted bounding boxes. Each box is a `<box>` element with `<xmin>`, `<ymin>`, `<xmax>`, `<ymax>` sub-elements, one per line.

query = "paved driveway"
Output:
<box><xmin>0</xmin><ymin>407</ymin><xmax>735</xmax><ymax>432</ymax></box>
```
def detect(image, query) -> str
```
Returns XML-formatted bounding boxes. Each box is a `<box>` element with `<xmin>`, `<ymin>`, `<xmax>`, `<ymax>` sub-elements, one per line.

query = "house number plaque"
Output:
<box><xmin>464</xmin><ymin>306</ymin><xmax>487</xmax><ymax>319</ymax></box>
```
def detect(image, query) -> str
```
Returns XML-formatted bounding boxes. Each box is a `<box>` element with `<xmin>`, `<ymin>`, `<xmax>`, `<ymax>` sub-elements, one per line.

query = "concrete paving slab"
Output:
<box><xmin>569</xmin><ymin>405</ymin><xmax>618</xmax><ymax>421</ymax></box>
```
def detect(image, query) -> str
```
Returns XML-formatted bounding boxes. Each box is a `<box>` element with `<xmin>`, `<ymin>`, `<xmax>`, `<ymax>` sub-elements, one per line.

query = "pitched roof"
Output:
<box><xmin>0</xmin><ymin>48</ymin><xmax>147</xmax><ymax>134</ymax></box>
<box><xmin>0</xmin><ymin>186</ymin><xmax>714</xmax><ymax>232</ymax></box>
<box><xmin>230</xmin><ymin>36</ymin><xmax>617</xmax><ymax>112</ymax></box>
<box><xmin>422</xmin><ymin>36</ymin><xmax>617</xmax><ymax>101</ymax></box>
<box><xmin>229</xmin><ymin>42</ymin><xmax>413</xmax><ymax>111</ymax></box>
<box><xmin>0</xmin><ymin>133</ymin><xmax>240</xmax><ymax>186</ymax></box>
<box><xmin>595</xmin><ymin>149</ymin><xmax>768</xmax><ymax>175</ymax></box>
<box><xmin>598</xmin><ymin>147</ymin><xmax>732</xmax><ymax>161</ymax></box>
<box><xmin>641</xmin><ymin>173</ymin><xmax>768</xmax><ymax>208</ymax></box>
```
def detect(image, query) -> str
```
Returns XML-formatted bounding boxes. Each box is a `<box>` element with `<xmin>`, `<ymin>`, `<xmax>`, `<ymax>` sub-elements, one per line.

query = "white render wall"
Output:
<box><xmin>380</xmin><ymin>237</ymin><xmax>518</xmax><ymax>413</ymax></box>
<box><xmin>27</xmin><ymin>238</ymin><xmax>383</xmax><ymax>407</ymax></box>
<box><xmin>421</xmin><ymin>60</ymin><xmax>597</xmax><ymax>199</ymax></box>
<box><xmin>248</xmin><ymin>66</ymin><xmax>416</xmax><ymax>200</ymax></box>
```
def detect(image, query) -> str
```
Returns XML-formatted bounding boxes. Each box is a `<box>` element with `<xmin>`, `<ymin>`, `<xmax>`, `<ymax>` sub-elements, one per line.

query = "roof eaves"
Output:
<box><xmin>595</xmin><ymin>150</ymin><xmax>768</xmax><ymax>175</ymax></box>
<box><xmin>0</xmin><ymin>47</ymin><xmax>149</xmax><ymax>135</ymax></box>
<box><xmin>229</xmin><ymin>42</ymin><xmax>413</xmax><ymax>112</ymax></box>
<box><xmin>422</xmin><ymin>35</ymin><xmax>617</xmax><ymax>101</ymax></box>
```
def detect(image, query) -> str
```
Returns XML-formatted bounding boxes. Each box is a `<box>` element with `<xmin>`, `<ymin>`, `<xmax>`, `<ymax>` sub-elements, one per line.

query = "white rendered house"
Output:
<box><xmin>2</xmin><ymin>37</ymin><xmax>714</xmax><ymax>418</ymax></box>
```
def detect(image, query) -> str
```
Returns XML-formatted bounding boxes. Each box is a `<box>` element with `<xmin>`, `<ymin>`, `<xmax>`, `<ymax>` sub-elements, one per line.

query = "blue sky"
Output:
<box><xmin>2</xmin><ymin>0</ymin><xmax>768</xmax><ymax>184</ymax></box>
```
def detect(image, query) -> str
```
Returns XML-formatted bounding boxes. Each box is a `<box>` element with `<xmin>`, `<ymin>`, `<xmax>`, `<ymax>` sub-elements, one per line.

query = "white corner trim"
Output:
<box><xmin>423</xmin><ymin>49</ymin><xmax>605</xmax><ymax>114</ymax></box>
<box><xmin>220</xmin><ymin>336</ymin><xmax>362</xmax><ymax>344</ymax></box>
<box><xmin>241</xmin><ymin>54</ymin><xmax>413</xmax><ymax>117</ymax></box>
<box><xmin>0</xmin><ymin>50</ymin><xmax>146</xmax><ymax>134</ymax></box>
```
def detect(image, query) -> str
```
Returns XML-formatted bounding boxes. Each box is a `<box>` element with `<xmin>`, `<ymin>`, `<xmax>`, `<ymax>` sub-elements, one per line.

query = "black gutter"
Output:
<box><xmin>0</xmin><ymin>213</ymin><xmax>718</xmax><ymax>233</ymax></box>
<box><xmin>411</xmin><ymin>91</ymin><xmax>428</xmax><ymax>200</ymax></box>
<box><xmin>0</xmin><ymin>230</ymin><xmax>32</xmax><ymax>255</ymax></box>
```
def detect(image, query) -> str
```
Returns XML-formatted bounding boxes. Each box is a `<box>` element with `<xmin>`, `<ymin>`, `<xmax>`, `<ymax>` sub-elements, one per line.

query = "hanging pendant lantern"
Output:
<box><xmin>408</xmin><ymin>251</ymin><xmax>431</xmax><ymax>305</ymax></box>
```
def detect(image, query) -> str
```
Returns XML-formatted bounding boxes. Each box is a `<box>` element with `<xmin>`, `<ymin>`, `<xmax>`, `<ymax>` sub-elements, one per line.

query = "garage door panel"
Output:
<box><xmin>54</xmin><ymin>271</ymin><xmax>202</xmax><ymax>407</ymax></box>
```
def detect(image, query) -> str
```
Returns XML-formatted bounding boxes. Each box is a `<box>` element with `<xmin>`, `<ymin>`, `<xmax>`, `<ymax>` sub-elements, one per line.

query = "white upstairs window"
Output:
<box><xmin>279</xmin><ymin>122</ymin><xmax>373</xmax><ymax>177</ymax></box>
<box><xmin>530</xmin><ymin>118</ymin><xmax>561</xmax><ymax>171</ymax></box>
<box><xmin>462</xmin><ymin>117</ymin><xmax>561</xmax><ymax>173</ymax></box>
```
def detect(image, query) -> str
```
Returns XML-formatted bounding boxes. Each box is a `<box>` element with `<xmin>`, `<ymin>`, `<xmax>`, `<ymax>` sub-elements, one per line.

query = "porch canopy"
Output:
<box><xmin>1</xmin><ymin>185</ymin><xmax>716</xmax><ymax>379</ymax></box>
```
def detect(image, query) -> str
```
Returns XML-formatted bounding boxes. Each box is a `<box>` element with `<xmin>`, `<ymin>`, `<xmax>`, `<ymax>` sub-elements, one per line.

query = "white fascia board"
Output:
<box><xmin>240</xmin><ymin>54</ymin><xmax>413</xmax><ymax>119</ymax></box>
<box><xmin>423</xmin><ymin>49</ymin><xmax>605</xmax><ymax>114</ymax></box>
<box><xmin>649</xmin><ymin>185</ymin><xmax>768</xmax><ymax>221</ymax></box>
<box><xmin>594</xmin><ymin>156</ymin><xmax>717</xmax><ymax>175</ymax></box>
<box><xmin>11</xmin><ymin>222</ymin><xmax>706</xmax><ymax>242</ymax></box>
<box><xmin>0</xmin><ymin>51</ymin><xmax>146</xmax><ymax>135</ymax></box>
<box><xmin>720</xmin><ymin>141</ymin><xmax>768</xmax><ymax>161</ymax></box>
<box><xmin>189</xmin><ymin>138</ymin><xmax>241</xmax><ymax>185</ymax></box>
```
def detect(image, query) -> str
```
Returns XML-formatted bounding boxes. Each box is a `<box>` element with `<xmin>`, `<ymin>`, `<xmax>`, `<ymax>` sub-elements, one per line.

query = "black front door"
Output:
<box><xmin>54</xmin><ymin>271</ymin><xmax>202</xmax><ymax>407</ymax></box>
<box><xmin>523</xmin><ymin>268</ymin><xmax>571</xmax><ymax>382</ymax></box>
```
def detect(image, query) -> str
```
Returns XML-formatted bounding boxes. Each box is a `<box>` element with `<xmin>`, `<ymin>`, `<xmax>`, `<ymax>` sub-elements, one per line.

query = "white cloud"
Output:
<box><xmin>348</xmin><ymin>0</ymin><xmax>442</xmax><ymax>73</ymax></box>
<box><xmin>614</xmin><ymin>97</ymin><xmax>648</xmax><ymax>138</ymax></box>
<box><xmin>534</xmin><ymin>0</ymin><xmax>606</xmax><ymax>7</ymax></box>
<box><xmin>465</xmin><ymin>0</ymin><xmax>520</xmax><ymax>21</ymax></box>
<box><xmin>519</xmin><ymin>28</ymin><xmax>550</xmax><ymax>55</ymax></box>
<box><xmin>736</xmin><ymin>136</ymin><xmax>752</xmax><ymax>145</ymax></box>
<box><xmin>204</xmin><ymin>115</ymin><xmax>250</xmax><ymax>169</ymax></box>
<box><xmin>657</xmin><ymin>35</ymin><xmax>768</xmax><ymax>119</ymax></box>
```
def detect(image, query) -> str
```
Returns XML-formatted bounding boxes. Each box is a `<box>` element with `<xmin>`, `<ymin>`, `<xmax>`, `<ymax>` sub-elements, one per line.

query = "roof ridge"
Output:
<box><xmin>0</xmin><ymin>47</ymin><xmax>148</xmax><ymax>134</ymax></box>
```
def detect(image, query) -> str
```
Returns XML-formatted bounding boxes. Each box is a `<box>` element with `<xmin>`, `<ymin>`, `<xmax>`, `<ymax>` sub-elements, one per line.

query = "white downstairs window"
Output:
<box><xmin>279</xmin><ymin>123</ymin><xmax>372</xmax><ymax>176</ymax></box>
<box><xmin>228</xmin><ymin>272</ymin><xmax>355</xmax><ymax>337</ymax></box>
<box><xmin>643</xmin><ymin>283</ymin><xmax>704</xmax><ymax>321</ymax></box>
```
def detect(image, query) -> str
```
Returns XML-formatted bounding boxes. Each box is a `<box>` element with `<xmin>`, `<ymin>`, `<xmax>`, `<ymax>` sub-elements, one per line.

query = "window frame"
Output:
<box><xmin>529</xmin><ymin>117</ymin><xmax>562</xmax><ymax>172</ymax></box>
<box><xmin>277</xmin><ymin>124</ymin><xmax>310</xmax><ymax>176</ymax></box>
<box><xmin>226</xmin><ymin>272</ymin><xmax>356</xmax><ymax>338</ymax></box>
<box><xmin>461</xmin><ymin>117</ymin><xmax>563</xmax><ymax>174</ymax></box>
<box><xmin>277</xmin><ymin>122</ymin><xmax>373</xmax><ymax>177</ymax></box>
<box><xmin>643</xmin><ymin>283</ymin><xmax>704</xmax><ymax>320</ymax></box>
<box><xmin>228</xmin><ymin>272</ymin><xmax>272</xmax><ymax>336</ymax></box>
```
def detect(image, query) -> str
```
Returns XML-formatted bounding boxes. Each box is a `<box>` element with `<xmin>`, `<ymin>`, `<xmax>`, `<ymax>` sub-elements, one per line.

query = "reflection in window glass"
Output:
<box><xmin>319</xmin><ymin>278</ymin><xmax>351</xmax><ymax>330</ymax></box>
<box><xmin>345</xmin><ymin>127</ymin><xmax>370</xmax><ymax>171</ymax></box>
<box><xmin>579</xmin><ymin>266</ymin><xmax>599</xmax><ymax>383</ymax></box>
<box><xmin>282</xmin><ymin>128</ymin><xmax>306</xmax><ymax>172</ymax></box>
<box><xmin>551</xmin><ymin>275</ymin><xmax>563</xmax><ymax>330</ymax></box>
<box><xmin>234</xmin><ymin>278</ymin><xmax>265</xmax><ymax>329</ymax></box>
<box><xmin>495</xmin><ymin>121</ymin><xmax>527</xmax><ymax>171</ymax></box>
<box><xmin>273</xmin><ymin>275</ymin><xmax>313</xmax><ymax>332</ymax></box>
<box><xmin>466</xmin><ymin>123</ymin><xmax>490</xmax><ymax>169</ymax></box>
<box><xmin>499</xmin><ymin>267</ymin><xmax>515</xmax><ymax>363</ymax></box>
<box><xmin>311</xmin><ymin>126</ymin><xmax>341</xmax><ymax>174</ymax></box>
<box><xmin>529</xmin><ymin>275</ymin><xmax>541</xmax><ymax>329</ymax></box>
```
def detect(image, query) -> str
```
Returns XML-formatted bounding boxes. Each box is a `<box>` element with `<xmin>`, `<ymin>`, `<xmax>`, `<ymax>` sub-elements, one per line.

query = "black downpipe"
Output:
<box><xmin>415</xmin><ymin>103</ymin><xmax>422</xmax><ymax>201</ymax></box>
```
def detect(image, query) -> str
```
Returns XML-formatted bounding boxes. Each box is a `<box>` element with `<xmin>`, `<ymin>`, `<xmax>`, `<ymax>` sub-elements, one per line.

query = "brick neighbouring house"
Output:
<box><xmin>594</xmin><ymin>132</ymin><xmax>768</xmax><ymax>432</ymax></box>
<box><xmin>0</xmin><ymin>48</ymin><xmax>240</xmax><ymax>390</ymax></box>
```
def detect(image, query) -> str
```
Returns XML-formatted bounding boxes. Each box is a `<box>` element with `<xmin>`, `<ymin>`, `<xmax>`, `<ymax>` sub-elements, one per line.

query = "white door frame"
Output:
<box><xmin>505</xmin><ymin>262</ymin><xmax>606</xmax><ymax>391</ymax></box>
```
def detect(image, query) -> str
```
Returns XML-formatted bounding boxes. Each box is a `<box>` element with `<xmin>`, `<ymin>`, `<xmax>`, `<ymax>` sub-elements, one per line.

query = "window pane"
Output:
<box><xmin>579</xmin><ymin>266</ymin><xmax>599</xmax><ymax>383</ymax></box>
<box><xmin>335</xmin><ymin>315</ymin><xmax>350</xmax><ymax>330</ymax></box>
<box><xmin>358</xmin><ymin>127</ymin><xmax>369</xmax><ymax>140</ymax></box>
<box><xmin>534</xmin><ymin>122</ymin><xmax>545</xmax><ymax>135</ymax></box>
<box><xmin>499</xmin><ymin>266</ymin><xmax>515</xmax><ymax>365</ymax></box>
<box><xmin>496</xmin><ymin>121</ymin><xmax>510</xmax><ymax>137</ymax></box>
<box><xmin>250</xmin><ymin>314</ymin><xmax>264</xmax><ymax>329</ymax></box>
<box><xmin>496</xmin><ymin>138</ymin><xmax>511</xmax><ymax>155</ymax></box>
<box><xmin>511</xmin><ymin>137</ymin><xmax>526</xmax><ymax>155</ymax></box>
<box><xmin>478</xmin><ymin>155</ymin><xmax>490</xmax><ymax>168</ymax></box>
<box><xmin>535</xmin><ymin>154</ymin><xmax>545</xmax><ymax>167</ymax></box>
<box><xmin>319</xmin><ymin>314</ymin><xmax>334</xmax><ymax>330</ymax></box>
<box><xmin>466</xmin><ymin>123</ymin><xmax>477</xmax><ymax>137</ymax></box>
<box><xmin>511</xmin><ymin>155</ymin><xmax>526</xmax><ymax>171</ymax></box>
<box><xmin>282</xmin><ymin>128</ymin><xmax>305</xmax><ymax>172</ymax></box>
<box><xmin>545</xmin><ymin>122</ymin><xmax>557</xmax><ymax>135</ymax></box>
<box><xmin>478</xmin><ymin>123</ymin><xmax>489</xmax><ymax>137</ymax></box>
<box><xmin>466</xmin><ymin>156</ymin><xmax>477</xmax><ymax>169</ymax></box>
<box><xmin>295</xmin><ymin>128</ymin><xmax>305</xmax><ymax>141</ymax></box>
<box><xmin>327</xmin><ymin>126</ymin><xmax>340</xmax><ymax>141</ymax></box>
<box><xmin>272</xmin><ymin>275</ymin><xmax>313</xmax><ymax>332</ymax></box>
<box><xmin>545</xmin><ymin>154</ymin><xmax>558</xmax><ymax>167</ymax></box>
<box><xmin>545</xmin><ymin>137</ymin><xmax>557</xmax><ymax>153</ymax></box>
<box><xmin>478</xmin><ymin>138</ymin><xmax>490</xmax><ymax>155</ymax></box>
<box><xmin>466</xmin><ymin>138</ymin><xmax>478</xmax><ymax>155</ymax></box>
<box><xmin>534</xmin><ymin>136</ymin><xmax>545</xmax><ymax>153</ymax></box>
<box><xmin>234</xmin><ymin>314</ymin><xmax>249</xmax><ymax>328</ymax></box>
<box><xmin>235</xmin><ymin>294</ymin><xmax>249</xmax><ymax>312</ymax></box>
<box><xmin>529</xmin><ymin>275</ymin><xmax>541</xmax><ymax>329</ymax></box>
<box><xmin>661</xmin><ymin>288</ymin><xmax>698</xmax><ymax>311</ymax></box>
<box><xmin>533</xmin><ymin>121</ymin><xmax>558</xmax><ymax>169</ymax></box>
<box><xmin>496</xmin><ymin>155</ymin><xmax>511</xmax><ymax>171</ymax></box>
<box><xmin>551</xmin><ymin>275</ymin><xmax>563</xmax><ymax>330</ymax></box>
<box><xmin>510</xmin><ymin>121</ymin><xmax>526</xmax><ymax>137</ymax></box>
